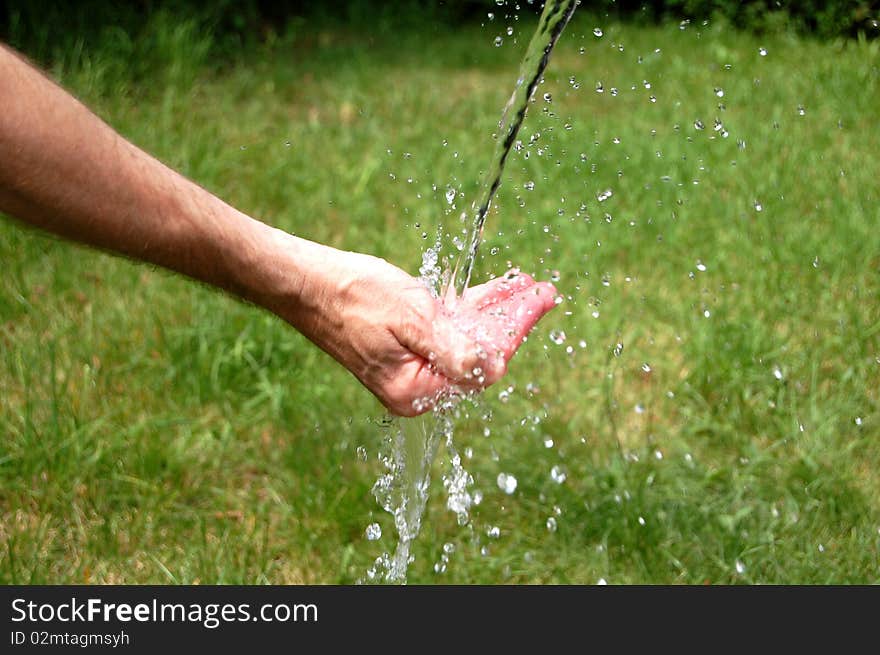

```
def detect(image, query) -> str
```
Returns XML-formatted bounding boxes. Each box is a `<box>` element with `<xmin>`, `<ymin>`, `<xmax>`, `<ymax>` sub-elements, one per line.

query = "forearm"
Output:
<box><xmin>0</xmin><ymin>44</ymin><xmax>308</xmax><ymax>315</ymax></box>
<box><xmin>0</xmin><ymin>43</ymin><xmax>557</xmax><ymax>416</ymax></box>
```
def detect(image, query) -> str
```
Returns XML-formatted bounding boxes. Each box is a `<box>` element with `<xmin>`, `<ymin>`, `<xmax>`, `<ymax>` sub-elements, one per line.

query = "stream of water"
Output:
<box><xmin>368</xmin><ymin>0</ymin><xmax>578</xmax><ymax>584</ymax></box>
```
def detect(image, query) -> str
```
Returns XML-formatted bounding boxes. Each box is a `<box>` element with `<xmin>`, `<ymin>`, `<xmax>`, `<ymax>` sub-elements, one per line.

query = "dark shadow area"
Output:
<box><xmin>1</xmin><ymin>0</ymin><xmax>876</xmax><ymax>67</ymax></box>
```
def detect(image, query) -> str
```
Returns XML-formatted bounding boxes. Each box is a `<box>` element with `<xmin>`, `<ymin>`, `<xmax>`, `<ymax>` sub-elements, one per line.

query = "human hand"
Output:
<box><xmin>0</xmin><ymin>43</ymin><xmax>557</xmax><ymax>418</ymax></box>
<box><xmin>284</xmin><ymin>245</ymin><xmax>557</xmax><ymax>416</ymax></box>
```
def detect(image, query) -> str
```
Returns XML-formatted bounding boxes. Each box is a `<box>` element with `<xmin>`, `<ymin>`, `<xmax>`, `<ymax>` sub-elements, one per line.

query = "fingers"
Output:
<box><xmin>382</xmin><ymin>360</ymin><xmax>449</xmax><ymax>417</ymax></box>
<box><xmin>495</xmin><ymin>280</ymin><xmax>558</xmax><ymax>359</ymax></box>
<box><xmin>394</xmin><ymin>296</ymin><xmax>493</xmax><ymax>385</ymax></box>
<box><xmin>428</xmin><ymin>310</ymin><xmax>495</xmax><ymax>381</ymax></box>
<box><xmin>400</xmin><ymin>274</ymin><xmax>557</xmax><ymax>383</ymax></box>
<box><xmin>461</xmin><ymin>268</ymin><xmax>536</xmax><ymax>309</ymax></box>
<box><xmin>434</xmin><ymin>275</ymin><xmax>557</xmax><ymax>385</ymax></box>
<box><xmin>390</xmin><ymin>270</ymin><xmax>558</xmax><ymax>415</ymax></box>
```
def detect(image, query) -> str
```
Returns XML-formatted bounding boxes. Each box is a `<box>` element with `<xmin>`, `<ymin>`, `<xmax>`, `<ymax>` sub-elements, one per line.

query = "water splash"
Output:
<box><xmin>366</xmin><ymin>0</ymin><xmax>577</xmax><ymax>584</ymax></box>
<box><xmin>369</xmin><ymin>409</ymin><xmax>446</xmax><ymax>583</ymax></box>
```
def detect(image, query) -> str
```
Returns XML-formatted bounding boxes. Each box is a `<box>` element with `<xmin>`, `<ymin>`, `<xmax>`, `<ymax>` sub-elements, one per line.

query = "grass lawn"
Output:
<box><xmin>1</xmin><ymin>11</ymin><xmax>878</xmax><ymax>584</ymax></box>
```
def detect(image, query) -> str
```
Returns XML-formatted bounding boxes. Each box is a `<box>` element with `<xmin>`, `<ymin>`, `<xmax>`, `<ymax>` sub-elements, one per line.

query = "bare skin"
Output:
<box><xmin>0</xmin><ymin>44</ymin><xmax>557</xmax><ymax>416</ymax></box>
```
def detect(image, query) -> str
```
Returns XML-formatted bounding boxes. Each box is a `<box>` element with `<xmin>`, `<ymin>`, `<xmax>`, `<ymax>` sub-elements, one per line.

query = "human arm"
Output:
<box><xmin>0</xmin><ymin>44</ymin><xmax>557</xmax><ymax>416</ymax></box>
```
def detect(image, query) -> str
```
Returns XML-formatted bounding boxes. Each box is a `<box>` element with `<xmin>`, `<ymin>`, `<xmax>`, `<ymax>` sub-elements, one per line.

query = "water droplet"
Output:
<box><xmin>634</xmin><ymin>404</ymin><xmax>645</xmax><ymax>414</ymax></box>
<box><xmin>612</xmin><ymin>342</ymin><xmax>624</xmax><ymax>357</ymax></box>
<box><xmin>696</xmin><ymin>260</ymin><xmax>707</xmax><ymax>272</ymax></box>
<box><xmin>754</xmin><ymin>200</ymin><xmax>763</xmax><ymax>212</ymax></box>
<box><xmin>494</xmin><ymin>36</ymin><xmax>504</xmax><ymax>47</ymax></box>
<box><xmin>593</xmin><ymin>27</ymin><xmax>603</xmax><ymax>37</ymax></box>
<box><xmin>549</xmin><ymin>330</ymin><xmax>567</xmax><ymax>345</ymax></box>
<box><xmin>497</xmin><ymin>472</ymin><xmax>518</xmax><ymax>494</ymax></box>
<box><xmin>694</xmin><ymin>119</ymin><xmax>705</xmax><ymax>130</ymax></box>
<box><xmin>550</xmin><ymin>465</ymin><xmax>567</xmax><ymax>484</ymax></box>
<box><xmin>703</xmin><ymin>309</ymin><xmax>711</xmax><ymax>318</ymax></box>
<box><xmin>855</xmin><ymin>417</ymin><xmax>863</xmax><ymax>426</ymax></box>
<box><xmin>524</xmin><ymin>180</ymin><xmax>535</xmax><ymax>191</ymax></box>
<box><xmin>543</xmin><ymin>92</ymin><xmax>552</xmax><ymax>103</ymax></box>
<box><xmin>487</xmin><ymin>525</ymin><xmax>501</xmax><ymax>538</ymax></box>
<box><xmin>797</xmin><ymin>104</ymin><xmax>806</xmax><ymax>116</ymax></box>
<box><xmin>759</xmin><ymin>47</ymin><xmax>767</xmax><ymax>56</ymax></box>
<box><xmin>638</xmin><ymin>516</ymin><xmax>646</xmax><ymax>526</ymax></box>
<box><xmin>546</xmin><ymin>517</ymin><xmax>558</xmax><ymax>532</ymax></box>
<box><xmin>772</xmin><ymin>365</ymin><xmax>783</xmax><ymax>380</ymax></box>
<box><xmin>597</xmin><ymin>577</ymin><xmax>608</xmax><ymax>585</ymax></box>
<box><xmin>356</xmin><ymin>446</ymin><xmax>368</xmax><ymax>462</ymax></box>
<box><xmin>818</xmin><ymin>543</ymin><xmax>825</xmax><ymax>553</ymax></box>
<box><xmin>597</xmin><ymin>189</ymin><xmax>613</xmax><ymax>202</ymax></box>
<box><xmin>735</xmin><ymin>560</ymin><xmax>746</xmax><ymax>574</ymax></box>
<box><xmin>714</xmin><ymin>87</ymin><xmax>724</xmax><ymax>97</ymax></box>
<box><xmin>641</xmin><ymin>363</ymin><xmax>652</xmax><ymax>373</ymax></box>
<box><xmin>543</xmin><ymin>436</ymin><xmax>554</xmax><ymax>448</ymax></box>
<box><xmin>550</xmin><ymin>269</ymin><xmax>561</xmax><ymax>282</ymax></box>
<box><xmin>506</xmin><ymin>26</ymin><xmax>514</xmax><ymax>36</ymax></box>
<box><xmin>365</xmin><ymin>523</ymin><xmax>382</xmax><ymax>541</ymax></box>
<box><xmin>595</xmin><ymin>81</ymin><xmax>604</xmax><ymax>93</ymax></box>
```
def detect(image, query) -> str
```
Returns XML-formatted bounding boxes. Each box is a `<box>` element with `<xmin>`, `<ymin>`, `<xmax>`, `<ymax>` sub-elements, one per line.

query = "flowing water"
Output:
<box><xmin>367</xmin><ymin>0</ymin><xmax>578</xmax><ymax>584</ymax></box>
<box><xmin>447</xmin><ymin>0</ymin><xmax>579</xmax><ymax>299</ymax></box>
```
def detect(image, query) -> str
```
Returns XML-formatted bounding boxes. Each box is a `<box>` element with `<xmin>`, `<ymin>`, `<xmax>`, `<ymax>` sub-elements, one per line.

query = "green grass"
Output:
<box><xmin>1</xmin><ymin>12</ymin><xmax>878</xmax><ymax>584</ymax></box>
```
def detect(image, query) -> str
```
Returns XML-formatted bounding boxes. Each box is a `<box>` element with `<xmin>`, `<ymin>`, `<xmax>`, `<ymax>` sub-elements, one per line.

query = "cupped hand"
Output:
<box><xmin>287</xmin><ymin>247</ymin><xmax>557</xmax><ymax>417</ymax></box>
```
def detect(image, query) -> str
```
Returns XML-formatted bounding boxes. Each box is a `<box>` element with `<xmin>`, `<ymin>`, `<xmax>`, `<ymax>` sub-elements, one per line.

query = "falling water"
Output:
<box><xmin>447</xmin><ymin>0</ymin><xmax>578</xmax><ymax>299</ymax></box>
<box><xmin>368</xmin><ymin>0</ymin><xmax>578</xmax><ymax>584</ymax></box>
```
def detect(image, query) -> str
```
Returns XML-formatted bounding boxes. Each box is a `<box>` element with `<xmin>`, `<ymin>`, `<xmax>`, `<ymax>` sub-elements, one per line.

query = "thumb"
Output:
<box><xmin>396</xmin><ymin>303</ymin><xmax>499</xmax><ymax>385</ymax></box>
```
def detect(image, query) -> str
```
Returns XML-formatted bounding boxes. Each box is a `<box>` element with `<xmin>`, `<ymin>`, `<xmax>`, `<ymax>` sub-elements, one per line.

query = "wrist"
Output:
<box><xmin>229</xmin><ymin>218</ymin><xmax>336</xmax><ymax>329</ymax></box>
